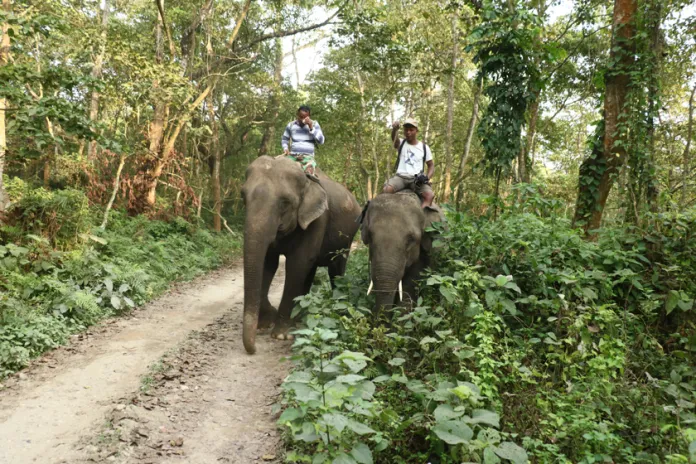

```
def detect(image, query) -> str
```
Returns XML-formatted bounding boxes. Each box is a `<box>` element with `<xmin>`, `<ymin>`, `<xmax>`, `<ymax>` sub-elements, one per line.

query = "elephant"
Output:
<box><xmin>359</xmin><ymin>191</ymin><xmax>445</xmax><ymax>315</ymax></box>
<box><xmin>241</xmin><ymin>155</ymin><xmax>362</xmax><ymax>354</ymax></box>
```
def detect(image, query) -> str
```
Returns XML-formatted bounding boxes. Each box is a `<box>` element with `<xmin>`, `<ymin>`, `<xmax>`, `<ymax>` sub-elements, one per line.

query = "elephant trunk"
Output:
<box><xmin>242</xmin><ymin>219</ymin><xmax>276</xmax><ymax>354</ymax></box>
<box><xmin>371</xmin><ymin>259</ymin><xmax>405</xmax><ymax>314</ymax></box>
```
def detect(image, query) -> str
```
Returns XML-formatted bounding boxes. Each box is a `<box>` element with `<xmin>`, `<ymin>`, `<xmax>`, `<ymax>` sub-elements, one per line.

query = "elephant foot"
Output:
<box><xmin>258</xmin><ymin>304</ymin><xmax>278</xmax><ymax>330</ymax></box>
<box><xmin>271</xmin><ymin>321</ymin><xmax>295</xmax><ymax>341</ymax></box>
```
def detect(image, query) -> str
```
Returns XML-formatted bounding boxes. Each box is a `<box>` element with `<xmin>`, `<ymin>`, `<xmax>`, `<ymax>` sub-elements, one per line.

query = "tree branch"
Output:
<box><xmin>155</xmin><ymin>0</ymin><xmax>177</xmax><ymax>57</ymax></box>
<box><xmin>240</xmin><ymin>2</ymin><xmax>346</xmax><ymax>52</ymax></box>
<box><xmin>227</xmin><ymin>0</ymin><xmax>252</xmax><ymax>48</ymax></box>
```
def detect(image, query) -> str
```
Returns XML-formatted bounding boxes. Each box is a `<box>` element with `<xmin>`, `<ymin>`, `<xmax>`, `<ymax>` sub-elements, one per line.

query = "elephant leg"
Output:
<box><xmin>401</xmin><ymin>276</ymin><xmax>417</xmax><ymax>310</ymax></box>
<box><xmin>303</xmin><ymin>265</ymin><xmax>319</xmax><ymax>295</ymax></box>
<box><xmin>258</xmin><ymin>252</ymin><xmax>279</xmax><ymax>330</ymax></box>
<box><xmin>400</xmin><ymin>265</ymin><xmax>422</xmax><ymax>310</ymax></box>
<box><xmin>271</xmin><ymin>256</ymin><xmax>317</xmax><ymax>340</ymax></box>
<box><xmin>328</xmin><ymin>254</ymin><xmax>347</xmax><ymax>289</ymax></box>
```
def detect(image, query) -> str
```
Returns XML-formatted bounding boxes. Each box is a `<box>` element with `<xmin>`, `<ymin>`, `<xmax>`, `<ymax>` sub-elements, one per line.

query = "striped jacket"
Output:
<box><xmin>281</xmin><ymin>120</ymin><xmax>325</xmax><ymax>155</ymax></box>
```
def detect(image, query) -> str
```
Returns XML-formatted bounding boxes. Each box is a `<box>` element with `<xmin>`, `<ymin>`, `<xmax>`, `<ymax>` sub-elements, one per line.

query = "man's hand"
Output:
<box><xmin>283</xmin><ymin>148</ymin><xmax>290</xmax><ymax>155</ymax></box>
<box><xmin>392</xmin><ymin>121</ymin><xmax>400</xmax><ymax>130</ymax></box>
<box><xmin>303</xmin><ymin>117</ymin><xmax>313</xmax><ymax>130</ymax></box>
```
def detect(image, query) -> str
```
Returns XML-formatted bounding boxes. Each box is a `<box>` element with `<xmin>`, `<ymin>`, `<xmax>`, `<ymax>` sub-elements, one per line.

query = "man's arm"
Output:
<box><xmin>426</xmin><ymin>160</ymin><xmax>434</xmax><ymax>179</ymax></box>
<box><xmin>281</xmin><ymin>123</ymin><xmax>291</xmax><ymax>154</ymax></box>
<box><xmin>310</xmin><ymin>122</ymin><xmax>325</xmax><ymax>145</ymax></box>
<box><xmin>391</xmin><ymin>121</ymin><xmax>401</xmax><ymax>149</ymax></box>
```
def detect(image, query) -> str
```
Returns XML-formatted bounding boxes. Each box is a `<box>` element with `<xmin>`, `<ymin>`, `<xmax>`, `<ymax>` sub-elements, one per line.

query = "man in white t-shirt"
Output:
<box><xmin>383</xmin><ymin>118</ymin><xmax>435</xmax><ymax>208</ymax></box>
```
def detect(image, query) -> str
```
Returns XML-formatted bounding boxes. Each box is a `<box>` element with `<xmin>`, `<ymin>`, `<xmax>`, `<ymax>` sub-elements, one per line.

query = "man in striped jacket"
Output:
<box><xmin>281</xmin><ymin>105</ymin><xmax>325</xmax><ymax>178</ymax></box>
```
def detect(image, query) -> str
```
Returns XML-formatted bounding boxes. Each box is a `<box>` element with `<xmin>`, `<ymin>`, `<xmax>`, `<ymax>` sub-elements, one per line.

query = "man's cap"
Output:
<box><xmin>403</xmin><ymin>118</ymin><xmax>418</xmax><ymax>129</ymax></box>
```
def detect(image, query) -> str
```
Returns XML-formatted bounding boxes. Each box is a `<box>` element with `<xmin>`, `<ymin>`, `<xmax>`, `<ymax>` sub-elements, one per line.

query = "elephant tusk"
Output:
<box><xmin>398</xmin><ymin>280</ymin><xmax>403</xmax><ymax>302</ymax></box>
<box><xmin>367</xmin><ymin>280</ymin><xmax>373</xmax><ymax>295</ymax></box>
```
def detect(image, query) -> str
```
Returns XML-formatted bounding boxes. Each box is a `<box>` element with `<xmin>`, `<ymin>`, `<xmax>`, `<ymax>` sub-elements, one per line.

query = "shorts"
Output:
<box><xmin>286</xmin><ymin>153</ymin><xmax>316</xmax><ymax>175</ymax></box>
<box><xmin>385</xmin><ymin>174</ymin><xmax>433</xmax><ymax>197</ymax></box>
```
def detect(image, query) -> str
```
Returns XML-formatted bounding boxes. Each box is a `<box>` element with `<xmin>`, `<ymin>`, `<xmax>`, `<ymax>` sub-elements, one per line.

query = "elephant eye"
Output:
<box><xmin>279</xmin><ymin>198</ymin><xmax>292</xmax><ymax>210</ymax></box>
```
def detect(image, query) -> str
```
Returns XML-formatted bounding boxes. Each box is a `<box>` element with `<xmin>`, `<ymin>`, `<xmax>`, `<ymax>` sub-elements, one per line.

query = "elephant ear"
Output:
<box><xmin>359</xmin><ymin>202</ymin><xmax>371</xmax><ymax>245</ymax></box>
<box><xmin>421</xmin><ymin>205</ymin><xmax>446</xmax><ymax>253</ymax></box>
<box><xmin>298</xmin><ymin>181</ymin><xmax>329</xmax><ymax>230</ymax></box>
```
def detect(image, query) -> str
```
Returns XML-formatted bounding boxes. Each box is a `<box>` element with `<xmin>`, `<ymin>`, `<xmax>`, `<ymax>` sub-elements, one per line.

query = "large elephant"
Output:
<box><xmin>360</xmin><ymin>191</ymin><xmax>445</xmax><ymax>314</ymax></box>
<box><xmin>241</xmin><ymin>156</ymin><xmax>361</xmax><ymax>354</ymax></box>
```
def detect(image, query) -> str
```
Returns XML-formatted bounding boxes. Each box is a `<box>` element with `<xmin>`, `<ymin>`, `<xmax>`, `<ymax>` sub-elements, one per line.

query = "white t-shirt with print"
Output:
<box><xmin>395</xmin><ymin>140</ymin><xmax>433</xmax><ymax>177</ymax></box>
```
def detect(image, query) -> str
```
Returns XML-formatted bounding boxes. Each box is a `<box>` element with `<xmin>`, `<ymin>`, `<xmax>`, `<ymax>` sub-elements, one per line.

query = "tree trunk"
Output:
<box><xmin>100</xmin><ymin>154</ymin><xmax>126</xmax><ymax>229</ymax></box>
<box><xmin>573</xmin><ymin>0</ymin><xmax>637</xmax><ymax>237</ymax></box>
<box><xmin>454</xmin><ymin>79</ymin><xmax>482</xmax><ymax>206</ymax></box>
<box><xmin>0</xmin><ymin>0</ymin><xmax>11</xmax><ymax>212</ymax></box>
<box><xmin>518</xmin><ymin>92</ymin><xmax>539</xmax><ymax>183</ymax></box>
<box><xmin>141</xmin><ymin>0</ymin><xmax>250</xmax><ymax>210</ymax></box>
<box><xmin>356</xmin><ymin>71</ymin><xmax>374</xmax><ymax>199</ymax></box>
<box><xmin>258</xmin><ymin>38</ymin><xmax>283</xmax><ymax>157</ymax></box>
<box><xmin>208</xmin><ymin>92</ymin><xmax>221</xmax><ymax>232</ymax></box>
<box><xmin>682</xmin><ymin>85</ymin><xmax>696</xmax><ymax>204</ymax></box>
<box><xmin>145</xmin><ymin>7</ymin><xmax>167</xmax><ymax>208</ymax></box>
<box><xmin>88</xmin><ymin>0</ymin><xmax>109</xmax><ymax>160</ymax></box>
<box><xmin>444</xmin><ymin>14</ymin><xmax>459</xmax><ymax>200</ymax></box>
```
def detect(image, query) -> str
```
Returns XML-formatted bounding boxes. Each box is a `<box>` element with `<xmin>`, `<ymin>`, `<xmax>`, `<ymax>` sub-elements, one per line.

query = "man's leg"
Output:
<box><xmin>417</xmin><ymin>183</ymin><xmax>435</xmax><ymax>208</ymax></box>
<box><xmin>383</xmin><ymin>175</ymin><xmax>407</xmax><ymax>194</ymax></box>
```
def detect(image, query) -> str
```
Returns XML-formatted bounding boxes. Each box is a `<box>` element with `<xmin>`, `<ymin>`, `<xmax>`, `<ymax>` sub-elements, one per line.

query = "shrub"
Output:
<box><xmin>279</xmin><ymin>194</ymin><xmax>696</xmax><ymax>463</ymax></box>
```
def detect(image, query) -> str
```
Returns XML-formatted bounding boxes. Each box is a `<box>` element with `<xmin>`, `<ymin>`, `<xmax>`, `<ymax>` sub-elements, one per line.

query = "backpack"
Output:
<box><xmin>394</xmin><ymin>139</ymin><xmax>429</xmax><ymax>174</ymax></box>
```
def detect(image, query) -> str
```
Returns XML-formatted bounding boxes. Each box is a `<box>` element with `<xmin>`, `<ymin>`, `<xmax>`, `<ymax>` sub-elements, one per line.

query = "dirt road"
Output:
<box><xmin>0</xmin><ymin>260</ymin><xmax>291</xmax><ymax>464</ymax></box>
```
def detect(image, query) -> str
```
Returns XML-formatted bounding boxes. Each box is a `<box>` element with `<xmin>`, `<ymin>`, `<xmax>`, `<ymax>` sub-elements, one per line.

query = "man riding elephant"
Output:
<box><xmin>384</xmin><ymin>118</ymin><xmax>435</xmax><ymax>208</ymax></box>
<box><xmin>281</xmin><ymin>105</ymin><xmax>324</xmax><ymax>178</ymax></box>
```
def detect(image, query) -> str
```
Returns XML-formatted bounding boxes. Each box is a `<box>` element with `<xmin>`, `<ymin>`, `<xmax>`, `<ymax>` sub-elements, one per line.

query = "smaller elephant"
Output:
<box><xmin>360</xmin><ymin>191</ymin><xmax>445</xmax><ymax>316</ymax></box>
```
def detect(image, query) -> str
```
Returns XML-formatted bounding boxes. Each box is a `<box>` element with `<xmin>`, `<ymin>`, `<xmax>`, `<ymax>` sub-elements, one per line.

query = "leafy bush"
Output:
<box><xmin>0</xmin><ymin>210</ymin><xmax>240</xmax><ymax>378</ymax></box>
<box><xmin>3</xmin><ymin>183</ymin><xmax>91</xmax><ymax>247</ymax></box>
<box><xmin>279</xmin><ymin>192</ymin><xmax>696</xmax><ymax>463</ymax></box>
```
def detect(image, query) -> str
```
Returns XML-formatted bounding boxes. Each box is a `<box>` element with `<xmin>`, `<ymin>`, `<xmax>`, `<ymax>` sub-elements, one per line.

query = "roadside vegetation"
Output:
<box><xmin>279</xmin><ymin>187</ymin><xmax>696</xmax><ymax>464</ymax></box>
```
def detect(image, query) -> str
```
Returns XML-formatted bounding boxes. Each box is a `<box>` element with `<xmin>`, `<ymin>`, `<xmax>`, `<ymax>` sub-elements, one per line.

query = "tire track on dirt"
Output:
<box><xmin>0</xmin><ymin>260</ymin><xmax>290</xmax><ymax>464</ymax></box>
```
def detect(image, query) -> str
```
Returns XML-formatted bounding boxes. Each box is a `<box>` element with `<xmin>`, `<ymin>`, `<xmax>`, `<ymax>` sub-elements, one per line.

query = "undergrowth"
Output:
<box><xmin>278</xmin><ymin>186</ymin><xmax>696</xmax><ymax>463</ymax></box>
<box><xmin>0</xmin><ymin>185</ymin><xmax>240</xmax><ymax>378</ymax></box>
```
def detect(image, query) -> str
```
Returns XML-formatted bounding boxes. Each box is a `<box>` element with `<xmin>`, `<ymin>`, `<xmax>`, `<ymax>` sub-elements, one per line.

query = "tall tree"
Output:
<box><xmin>573</xmin><ymin>0</ymin><xmax>638</xmax><ymax>235</ymax></box>
<box><xmin>443</xmin><ymin>14</ymin><xmax>459</xmax><ymax>200</ymax></box>
<box><xmin>88</xmin><ymin>0</ymin><xmax>109</xmax><ymax>160</ymax></box>
<box><xmin>0</xmin><ymin>0</ymin><xmax>11</xmax><ymax>212</ymax></box>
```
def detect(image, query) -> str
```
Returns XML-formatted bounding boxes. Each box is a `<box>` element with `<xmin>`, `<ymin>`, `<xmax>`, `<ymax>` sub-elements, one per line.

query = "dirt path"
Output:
<box><xmin>0</xmin><ymin>260</ymin><xmax>291</xmax><ymax>464</ymax></box>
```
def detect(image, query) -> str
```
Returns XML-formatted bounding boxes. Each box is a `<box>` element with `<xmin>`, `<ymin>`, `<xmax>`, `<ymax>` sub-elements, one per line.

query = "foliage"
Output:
<box><xmin>0</xmin><ymin>203</ymin><xmax>239</xmax><ymax>378</ymax></box>
<box><xmin>280</xmin><ymin>189</ymin><xmax>696</xmax><ymax>463</ymax></box>
<box><xmin>469</xmin><ymin>0</ymin><xmax>543</xmax><ymax>181</ymax></box>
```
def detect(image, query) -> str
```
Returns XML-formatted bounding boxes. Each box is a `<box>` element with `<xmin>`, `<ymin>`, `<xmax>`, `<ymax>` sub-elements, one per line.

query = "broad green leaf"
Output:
<box><xmin>322</xmin><ymin>413</ymin><xmax>349</xmax><ymax>433</ymax></box>
<box><xmin>346</xmin><ymin>419</ymin><xmax>376</xmax><ymax>435</ymax></box>
<box><xmin>343</xmin><ymin>359</ymin><xmax>368</xmax><ymax>373</ymax></box>
<box><xmin>494</xmin><ymin>275</ymin><xmax>510</xmax><ymax>287</ymax></box>
<box><xmin>494</xmin><ymin>442</ymin><xmax>528</xmax><ymax>464</ymax></box>
<box><xmin>440</xmin><ymin>286</ymin><xmax>456</xmax><ymax>303</ymax></box>
<box><xmin>450</xmin><ymin>384</ymin><xmax>473</xmax><ymax>400</ymax></box>
<box><xmin>666</xmin><ymin>290</ymin><xmax>680</xmax><ymax>314</ymax></box>
<box><xmin>431</xmin><ymin>420</ymin><xmax>473</xmax><ymax>444</ymax></box>
<box><xmin>434</xmin><ymin>404</ymin><xmax>464</xmax><ymax>422</ymax></box>
<box><xmin>468</xmin><ymin>409</ymin><xmax>500</xmax><ymax>428</ymax></box>
<box><xmin>332</xmin><ymin>453</ymin><xmax>357</xmax><ymax>464</ymax></box>
<box><xmin>336</xmin><ymin>374</ymin><xmax>366</xmax><ymax>385</ymax></box>
<box><xmin>295</xmin><ymin>422</ymin><xmax>319</xmax><ymax>443</ymax></box>
<box><xmin>278</xmin><ymin>408</ymin><xmax>303</xmax><ymax>423</ymax></box>
<box><xmin>484</xmin><ymin>446</ymin><xmax>502</xmax><ymax>464</ymax></box>
<box><xmin>350</xmin><ymin>443</ymin><xmax>373</xmax><ymax>464</ymax></box>
<box><xmin>388</xmin><ymin>357</ymin><xmax>405</xmax><ymax>366</ymax></box>
<box><xmin>110</xmin><ymin>295</ymin><xmax>121</xmax><ymax>310</ymax></box>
